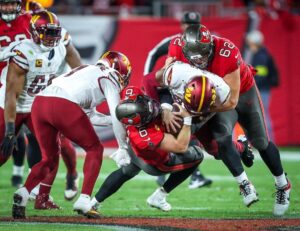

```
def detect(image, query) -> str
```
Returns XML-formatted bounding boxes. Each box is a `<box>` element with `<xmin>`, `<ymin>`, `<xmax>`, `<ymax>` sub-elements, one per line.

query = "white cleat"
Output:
<box><xmin>273</xmin><ymin>179</ymin><xmax>291</xmax><ymax>216</ymax></box>
<box><xmin>64</xmin><ymin>173</ymin><xmax>79</xmax><ymax>201</ymax></box>
<box><xmin>146</xmin><ymin>187</ymin><xmax>171</xmax><ymax>212</ymax></box>
<box><xmin>239</xmin><ymin>180</ymin><xmax>259</xmax><ymax>207</ymax></box>
<box><xmin>73</xmin><ymin>194</ymin><xmax>91</xmax><ymax>214</ymax></box>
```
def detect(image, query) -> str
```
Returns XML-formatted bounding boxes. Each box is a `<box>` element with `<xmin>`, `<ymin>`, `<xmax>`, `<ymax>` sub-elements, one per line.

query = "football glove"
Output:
<box><xmin>109</xmin><ymin>148</ymin><xmax>130</xmax><ymax>168</ymax></box>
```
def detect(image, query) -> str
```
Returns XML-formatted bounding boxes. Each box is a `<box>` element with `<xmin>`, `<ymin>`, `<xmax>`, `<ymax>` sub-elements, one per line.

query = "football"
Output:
<box><xmin>167</xmin><ymin>104</ymin><xmax>183</xmax><ymax>137</ymax></box>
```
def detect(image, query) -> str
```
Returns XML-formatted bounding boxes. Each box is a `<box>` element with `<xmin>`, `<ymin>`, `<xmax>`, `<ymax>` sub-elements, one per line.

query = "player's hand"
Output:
<box><xmin>110</xmin><ymin>148</ymin><xmax>131</xmax><ymax>168</ymax></box>
<box><xmin>0</xmin><ymin>51</ymin><xmax>17</xmax><ymax>61</ymax></box>
<box><xmin>1</xmin><ymin>133</ymin><xmax>17</xmax><ymax>158</ymax></box>
<box><xmin>172</xmin><ymin>103</ymin><xmax>191</xmax><ymax>118</ymax></box>
<box><xmin>162</xmin><ymin>108</ymin><xmax>182</xmax><ymax>134</ymax></box>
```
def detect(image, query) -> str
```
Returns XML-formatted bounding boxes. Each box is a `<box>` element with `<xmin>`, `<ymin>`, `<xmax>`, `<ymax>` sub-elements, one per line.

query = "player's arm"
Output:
<box><xmin>4</xmin><ymin>62</ymin><xmax>26</xmax><ymax>124</ymax></box>
<box><xmin>65</xmin><ymin>42</ymin><xmax>82</xmax><ymax>69</ymax></box>
<box><xmin>211</xmin><ymin>68</ymin><xmax>240</xmax><ymax>112</ymax></box>
<box><xmin>158</xmin><ymin>104</ymin><xmax>192</xmax><ymax>154</ymax></box>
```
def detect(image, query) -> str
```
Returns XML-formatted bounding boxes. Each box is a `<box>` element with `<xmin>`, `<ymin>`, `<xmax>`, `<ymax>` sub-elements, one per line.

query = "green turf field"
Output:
<box><xmin>0</xmin><ymin>149</ymin><xmax>299</xmax><ymax>230</ymax></box>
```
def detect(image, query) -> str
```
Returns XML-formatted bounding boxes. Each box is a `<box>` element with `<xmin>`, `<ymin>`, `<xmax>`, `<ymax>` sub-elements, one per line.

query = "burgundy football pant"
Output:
<box><xmin>26</xmin><ymin>96</ymin><xmax>103</xmax><ymax>195</ymax></box>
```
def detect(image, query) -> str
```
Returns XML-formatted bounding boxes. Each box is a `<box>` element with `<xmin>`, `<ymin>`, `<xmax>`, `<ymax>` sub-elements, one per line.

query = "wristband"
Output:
<box><xmin>5</xmin><ymin>122</ymin><xmax>15</xmax><ymax>135</ymax></box>
<box><xmin>183</xmin><ymin>116</ymin><xmax>192</xmax><ymax>126</ymax></box>
<box><xmin>161</xmin><ymin>103</ymin><xmax>173</xmax><ymax>111</ymax></box>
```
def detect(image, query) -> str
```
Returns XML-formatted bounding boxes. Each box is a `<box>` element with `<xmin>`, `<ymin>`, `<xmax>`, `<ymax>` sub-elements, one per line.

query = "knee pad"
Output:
<box><xmin>251</xmin><ymin>137</ymin><xmax>269</xmax><ymax>151</ymax></box>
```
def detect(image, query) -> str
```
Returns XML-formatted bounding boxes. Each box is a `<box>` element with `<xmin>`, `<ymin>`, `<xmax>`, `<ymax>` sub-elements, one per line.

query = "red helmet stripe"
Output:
<box><xmin>197</xmin><ymin>76</ymin><xmax>206</xmax><ymax>112</ymax></box>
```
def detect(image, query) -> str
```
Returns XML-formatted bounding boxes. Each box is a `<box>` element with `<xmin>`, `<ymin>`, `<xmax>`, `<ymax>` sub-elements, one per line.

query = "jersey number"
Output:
<box><xmin>0</xmin><ymin>34</ymin><xmax>27</xmax><ymax>48</ymax></box>
<box><xmin>219</xmin><ymin>41</ymin><xmax>235</xmax><ymax>58</ymax></box>
<box><xmin>27</xmin><ymin>74</ymin><xmax>56</xmax><ymax>96</ymax></box>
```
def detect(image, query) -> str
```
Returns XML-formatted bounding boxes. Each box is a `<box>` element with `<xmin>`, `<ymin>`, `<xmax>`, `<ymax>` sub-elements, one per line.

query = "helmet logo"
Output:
<box><xmin>184</xmin><ymin>86</ymin><xmax>194</xmax><ymax>104</ymax></box>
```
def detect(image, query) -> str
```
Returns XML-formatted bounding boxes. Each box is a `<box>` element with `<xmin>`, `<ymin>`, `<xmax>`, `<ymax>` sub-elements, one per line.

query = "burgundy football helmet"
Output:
<box><xmin>30</xmin><ymin>10</ymin><xmax>61</xmax><ymax>51</ymax></box>
<box><xmin>182</xmin><ymin>24</ymin><xmax>214</xmax><ymax>69</ymax></box>
<box><xmin>116</xmin><ymin>87</ymin><xmax>161</xmax><ymax>127</ymax></box>
<box><xmin>0</xmin><ymin>0</ymin><xmax>21</xmax><ymax>22</ymax></box>
<box><xmin>22</xmin><ymin>0</ymin><xmax>44</xmax><ymax>14</ymax></box>
<box><xmin>183</xmin><ymin>76</ymin><xmax>216</xmax><ymax>114</ymax></box>
<box><xmin>98</xmin><ymin>51</ymin><xmax>132</xmax><ymax>88</ymax></box>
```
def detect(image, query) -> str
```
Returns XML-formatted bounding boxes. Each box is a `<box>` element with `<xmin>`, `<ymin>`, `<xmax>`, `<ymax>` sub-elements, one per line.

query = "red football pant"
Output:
<box><xmin>25</xmin><ymin>96</ymin><xmax>103</xmax><ymax>195</ymax></box>
<box><xmin>60</xmin><ymin>134</ymin><xmax>77</xmax><ymax>176</ymax></box>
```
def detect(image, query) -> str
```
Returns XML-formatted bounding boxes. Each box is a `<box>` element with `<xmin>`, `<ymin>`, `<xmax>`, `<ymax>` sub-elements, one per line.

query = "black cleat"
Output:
<box><xmin>12</xmin><ymin>194</ymin><xmax>26</xmax><ymax>219</ymax></box>
<box><xmin>238</xmin><ymin>135</ymin><xmax>254</xmax><ymax>168</ymax></box>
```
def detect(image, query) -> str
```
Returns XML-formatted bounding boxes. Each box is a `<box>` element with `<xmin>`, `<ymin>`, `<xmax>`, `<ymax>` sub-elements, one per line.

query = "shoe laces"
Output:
<box><xmin>274</xmin><ymin>184</ymin><xmax>289</xmax><ymax>204</ymax></box>
<box><xmin>240</xmin><ymin>180</ymin><xmax>253</xmax><ymax>196</ymax></box>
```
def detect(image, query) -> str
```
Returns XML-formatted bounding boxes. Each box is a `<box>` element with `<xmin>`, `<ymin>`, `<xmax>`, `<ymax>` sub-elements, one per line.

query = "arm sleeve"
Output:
<box><xmin>143</xmin><ymin>37</ymin><xmax>171</xmax><ymax>75</ymax></box>
<box><xmin>101</xmin><ymin>79</ymin><xmax>127</xmax><ymax>149</ymax></box>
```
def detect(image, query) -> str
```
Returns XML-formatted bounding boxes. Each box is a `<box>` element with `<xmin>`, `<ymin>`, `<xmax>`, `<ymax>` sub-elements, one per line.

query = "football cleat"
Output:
<box><xmin>239</xmin><ymin>180</ymin><xmax>259</xmax><ymax>207</ymax></box>
<box><xmin>34</xmin><ymin>194</ymin><xmax>61</xmax><ymax>210</ymax></box>
<box><xmin>273</xmin><ymin>178</ymin><xmax>291</xmax><ymax>216</ymax></box>
<box><xmin>74</xmin><ymin>194</ymin><xmax>91</xmax><ymax>214</ymax></box>
<box><xmin>12</xmin><ymin>187</ymin><xmax>29</xmax><ymax>219</ymax></box>
<box><xmin>188</xmin><ymin>172</ymin><xmax>213</xmax><ymax>189</ymax></box>
<box><xmin>238</xmin><ymin>135</ymin><xmax>254</xmax><ymax>168</ymax></box>
<box><xmin>64</xmin><ymin>173</ymin><xmax>79</xmax><ymax>201</ymax></box>
<box><xmin>146</xmin><ymin>187</ymin><xmax>171</xmax><ymax>212</ymax></box>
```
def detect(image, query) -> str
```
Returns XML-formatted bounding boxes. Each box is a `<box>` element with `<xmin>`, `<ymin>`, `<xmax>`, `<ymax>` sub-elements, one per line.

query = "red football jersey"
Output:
<box><xmin>168</xmin><ymin>35</ymin><xmax>255</xmax><ymax>93</ymax></box>
<box><xmin>126</xmin><ymin>120</ymin><xmax>169</xmax><ymax>167</ymax></box>
<box><xmin>0</xmin><ymin>13</ymin><xmax>31</xmax><ymax>76</ymax></box>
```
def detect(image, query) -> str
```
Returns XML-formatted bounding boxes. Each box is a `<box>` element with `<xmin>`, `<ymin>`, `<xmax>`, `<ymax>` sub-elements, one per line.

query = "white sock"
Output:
<box><xmin>13</xmin><ymin>165</ymin><xmax>24</xmax><ymax>176</ymax></box>
<box><xmin>274</xmin><ymin>173</ymin><xmax>288</xmax><ymax>188</ymax></box>
<box><xmin>30</xmin><ymin>184</ymin><xmax>40</xmax><ymax>196</ymax></box>
<box><xmin>235</xmin><ymin>171</ymin><xmax>248</xmax><ymax>184</ymax></box>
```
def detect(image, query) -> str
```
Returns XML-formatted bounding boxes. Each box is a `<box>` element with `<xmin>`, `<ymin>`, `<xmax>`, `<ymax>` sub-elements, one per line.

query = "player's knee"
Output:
<box><xmin>251</xmin><ymin>137</ymin><xmax>268</xmax><ymax>151</ymax></box>
<box><xmin>187</xmin><ymin>145</ymin><xmax>204</xmax><ymax>163</ymax></box>
<box><xmin>216</xmin><ymin>135</ymin><xmax>233</xmax><ymax>156</ymax></box>
<box><xmin>122</xmin><ymin>164</ymin><xmax>140</xmax><ymax>177</ymax></box>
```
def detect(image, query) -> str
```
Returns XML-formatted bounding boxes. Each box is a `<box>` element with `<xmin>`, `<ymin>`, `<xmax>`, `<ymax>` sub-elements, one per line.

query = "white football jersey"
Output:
<box><xmin>163</xmin><ymin>61</ymin><xmax>230</xmax><ymax>107</ymax></box>
<box><xmin>0</xmin><ymin>39</ymin><xmax>66</xmax><ymax>112</ymax></box>
<box><xmin>40</xmin><ymin>64</ymin><xmax>127</xmax><ymax>149</ymax></box>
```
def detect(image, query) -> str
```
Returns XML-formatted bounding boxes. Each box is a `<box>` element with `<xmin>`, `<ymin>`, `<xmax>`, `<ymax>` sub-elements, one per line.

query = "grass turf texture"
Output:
<box><xmin>0</xmin><ymin>148</ymin><xmax>299</xmax><ymax>230</ymax></box>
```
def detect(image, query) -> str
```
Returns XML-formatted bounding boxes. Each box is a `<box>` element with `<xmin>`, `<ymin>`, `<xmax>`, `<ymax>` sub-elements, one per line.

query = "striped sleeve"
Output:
<box><xmin>11</xmin><ymin>49</ymin><xmax>29</xmax><ymax>70</ymax></box>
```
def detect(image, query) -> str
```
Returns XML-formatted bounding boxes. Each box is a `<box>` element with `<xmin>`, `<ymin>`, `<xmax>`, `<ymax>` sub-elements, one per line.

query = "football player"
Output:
<box><xmin>0</xmin><ymin>0</ymin><xmax>81</xmax><ymax>199</ymax></box>
<box><xmin>12</xmin><ymin>51</ymin><xmax>132</xmax><ymax>219</ymax></box>
<box><xmin>0</xmin><ymin>0</ymin><xmax>32</xmax><ymax>188</ymax></box>
<box><xmin>0</xmin><ymin>10</ymin><xmax>70</xmax><ymax>210</ymax></box>
<box><xmin>162</xmin><ymin>24</ymin><xmax>290</xmax><ymax>216</ymax></box>
<box><xmin>89</xmin><ymin>86</ymin><xmax>203</xmax><ymax>214</ymax></box>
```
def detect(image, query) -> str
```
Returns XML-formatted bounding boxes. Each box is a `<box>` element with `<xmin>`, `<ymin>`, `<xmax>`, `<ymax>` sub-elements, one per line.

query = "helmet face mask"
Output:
<box><xmin>98</xmin><ymin>51</ymin><xmax>132</xmax><ymax>88</ymax></box>
<box><xmin>116</xmin><ymin>94</ymin><xmax>161</xmax><ymax>127</ymax></box>
<box><xmin>0</xmin><ymin>0</ymin><xmax>21</xmax><ymax>22</ymax></box>
<box><xmin>30</xmin><ymin>11</ymin><xmax>61</xmax><ymax>51</ymax></box>
<box><xmin>182</xmin><ymin>24</ymin><xmax>214</xmax><ymax>69</ymax></box>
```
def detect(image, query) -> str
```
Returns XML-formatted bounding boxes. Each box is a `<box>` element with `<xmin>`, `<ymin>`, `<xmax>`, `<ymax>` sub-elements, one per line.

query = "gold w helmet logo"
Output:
<box><xmin>184</xmin><ymin>86</ymin><xmax>194</xmax><ymax>104</ymax></box>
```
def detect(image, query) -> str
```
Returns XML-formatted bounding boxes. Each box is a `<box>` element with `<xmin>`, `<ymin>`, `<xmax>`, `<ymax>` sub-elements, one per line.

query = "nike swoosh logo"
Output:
<box><xmin>143</xmin><ymin>138</ymin><xmax>150</xmax><ymax>142</ymax></box>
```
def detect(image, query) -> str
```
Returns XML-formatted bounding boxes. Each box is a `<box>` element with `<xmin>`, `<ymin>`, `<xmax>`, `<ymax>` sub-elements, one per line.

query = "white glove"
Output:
<box><xmin>89</xmin><ymin>108</ymin><xmax>112</xmax><ymax>126</ymax></box>
<box><xmin>109</xmin><ymin>148</ymin><xmax>130</xmax><ymax>168</ymax></box>
<box><xmin>0</xmin><ymin>51</ymin><xmax>17</xmax><ymax>61</ymax></box>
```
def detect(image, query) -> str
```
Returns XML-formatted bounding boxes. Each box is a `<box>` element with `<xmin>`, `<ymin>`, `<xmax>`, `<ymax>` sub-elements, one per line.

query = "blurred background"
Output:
<box><xmin>31</xmin><ymin>0</ymin><xmax>300</xmax><ymax>146</ymax></box>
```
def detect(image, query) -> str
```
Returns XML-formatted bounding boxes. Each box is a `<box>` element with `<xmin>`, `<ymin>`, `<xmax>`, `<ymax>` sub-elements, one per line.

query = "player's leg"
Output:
<box><xmin>47</xmin><ymin>98</ymin><xmax>103</xmax><ymax>216</ymax></box>
<box><xmin>11</xmin><ymin>129</ymin><xmax>26</xmax><ymax>188</ymax></box>
<box><xmin>238</xmin><ymin>85</ymin><xmax>290</xmax><ymax>216</ymax></box>
<box><xmin>147</xmin><ymin>145</ymin><xmax>204</xmax><ymax>211</ymax></box>
<box><xmin>90</xmin><ymin>163</ymin><xmax>141</xmax><ymax>214</ymax></box>
<box><xmin>196</xmin><ymin>113</ymin><xmax>258</xmax><ymax>207</ymax></box>
<box><xmin>59</xmin><ymin>134</ymin><xmax>78</xmax><ymax>201</ymax></box>
<box><xmin>12</xmin><ymin>101</ymin><xmax>60</xmax><ymax>218</ymax></box>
